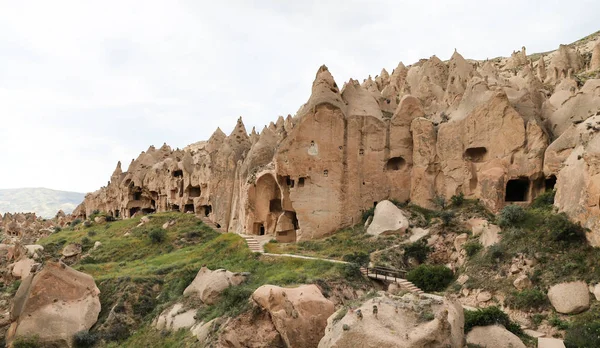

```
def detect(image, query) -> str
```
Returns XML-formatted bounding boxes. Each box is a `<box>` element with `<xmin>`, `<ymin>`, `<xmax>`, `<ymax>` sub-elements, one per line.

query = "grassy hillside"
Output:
<box><xmin>36</xmin><ymin>212</ymin><xmax>358</xmax><ymax>347</ymax></box>
<box><xmin>0</xmin><ymin>187</ymin><xmax>84</xmax><ymax>217</ymax></box>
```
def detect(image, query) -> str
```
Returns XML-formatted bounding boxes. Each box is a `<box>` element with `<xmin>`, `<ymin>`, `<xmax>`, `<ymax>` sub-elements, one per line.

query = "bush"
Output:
<box><xmin>406</xmin><ymin>264</ymin><xmax>454</xmax><ymax>292</ymax></box>
<box><xmin>362</xmin><ymin>207</ymin><xmax>375</xmax><ymax>223</ymax></box>
<box><xmin>544</xmin><ymin>213</ymin><xmax>586</xmax><ymax>243</ymax></box>
<box><xmin>565</xmin><ymin>320</ymin><xmax>600</xmax><ymax>348</ymax></box>
<box><xmin>463</xmin><ymin>241</ymin><xmax>483</xmax><ymax>257</ymax></box>
<box><xmin>70</xmin><ymin>218</ymin><xmax>82</xmax><ymax>227</ymax></box>
<box><xmin>464</xmin><ymin>306</ymin><xmax>523</xmax><ymax>336</ymax></box>
<box><xmin>196</xmin><ymin>286</ymin><xmax>253</xmax><ymax>321</ymax></box>
<box><xmin>486</xmin><ymin>244</ymin><xmax>506</xmax><ymax>261</ymax></box>
<box><xmin>148</xmin><ymin>228</ymin><xmax>167</xmax><ymax>244</ymax></box>
<box><xmin>505</xmin><ymin>289</ymin><xmax>548</xmax><ymax>311</ymax></box>
<box><xmin>498</xmin><ymin>205</ymin><xmax>526</xmax><ymax>227</ymax></box>
<box><xmin>531</xmin><ymin>190</ymin><xmax>555</xmax><ymax>209</ymax></box>
<box><xmin>87</xmin><ymin>230</ymin><xmax>97</xmax><ymax>237</ymax></box>
<box><xmin>403</xmin><ymin>240</ymin><xmax>431</xmax><ymax>264</ymax></box>
<box><xmin>342</xmin><ymin>251</ymin><xmax>370</xmax><ymax>266</ymax></box>
<box><xmin>439</xmin><ymin>210</ymin><xmax>456</xmax><ymax>226</ymax></box>
<box><xmin>342</xmin><ymin>263</ymin><xmax>362</xmax><ymax>280</ymax></box>
<box><xmin>432</xmin><ymin>195</ymin><xmax>447</xmax><ymax>210</ymax></box>
<box><xmin>73</xmin><ymin>330</ymin><xmax>98</xmax><ymax>347</ymax></box>
<box><xmin>451</xmin><ymin>192</ymin><xmax>465</xmax><ymax>207</ymax></box>
<box><xmin>13</xmin><ymin>336</ymin><xmax>40</xmax><ymax>348</ymax></box>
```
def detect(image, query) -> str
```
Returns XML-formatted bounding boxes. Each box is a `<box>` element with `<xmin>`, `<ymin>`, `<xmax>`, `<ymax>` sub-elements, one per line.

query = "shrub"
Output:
<box><xmin>362</xmin><ymin>207</ymin><xmax>375</xmax><ymax>223</ymax></box>
<box><xmin>406</xmin><ymin>264</ymin><xmax>454</xmax><ymax>292</ymax></box>
<box><xmin>54</xmin><ymin>226</ymin><xmax>62</xmax><ymax>233</ymax></box>
<box><xmin>531</xmin><ymin>190</ymin><xmax>555</xmax><ymax>209</ymax></box>
<box><xmin>13</xmin><ymin>336</ymin><xmax>40</xmax><ymax>348</ymax></box>
<box><xmin>342</xmin><ymin>251</ymin><xmax>370</xmax><ymax>266</ymax></box>
<box><xmin>451</xmin><ymin>192</ymin><xmax>465</xmax><ymax>207</ymax></box>
<box><xmin>105</xmin><ymin>215</ymin><xmax>116</xmax><ymax>222</ymax></box>
<box><xmin>403</xmin><ymin>240</ymin><xmax>431</xmax><ymax>264</ymax></box>
<box><xmin>464</xmin><ymin>306</ymin><xmax>523</xmax><ymax>336</ymax></box>
<box><xmin>564</xmin><ymin>320</ymin><xmax>600</xmax><ymax>348</ymax></box>
<box><xmin>70</xmin><ymin>218</ymin><xmax>82</xmax><ymax>227</ymax></box>
<box><xmin>486</xmin><ymin>244</ymin><xmax>506</xmax><ymax>261</ymax></box>
<box><xmin>544</xmin><ymin>213</ymin><xmax>586</xmax><ymax>243</ymax></box>
<box><xmin>92</xmin><ymin>209</ymin><xmax>100</xmax><ymax>215</ymax></box>
<box><xmin>505</xmin><ymin>289</ymin><xmax>548</xmax><ymax>311</ymax></box>
<box><xmin>432</xmin><ymin>195</ymin><xmax>447</xmax><ymax>210</ymax></box>
<box><xmin>498</xmin><ymin>205</ymin><xmax>526</xmax><ymax>227</ymax></box>
<box><xmin>87</xmin><ymin>230</ymin><xmax>97</xmax><ymax>237</ymax></box>
<box><xmin>148</xmin><ymin>228</ymin><xmax>167</xmax><ymax>244</ymax></box>
<box><xmin>549</xmin><ymin>315</ymin><xmax>571</xmax><ymax>330</ymax></box>
<box><xmin>342</xmin><ymin>263</ymin><xmax>362</xmax><ymax>280</ymax></box>
<box><xmin>439</xmin><ymin>210</ymin><xmax>456</xmax><ymax>226</ymax></box>
<box><xmin>73</xmin><ymin>330</ymin><xmax>98</xmax><ymax>347</ymax></box>
<box><xmin>463</xmin><ymin>241</ymin><xmax>483</xmax><ymax>257</ymax></box>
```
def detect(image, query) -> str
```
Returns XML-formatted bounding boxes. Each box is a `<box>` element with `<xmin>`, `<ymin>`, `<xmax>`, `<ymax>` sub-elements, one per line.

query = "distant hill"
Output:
<box><xmin>0</xmin><ymin>188</ymin><xmax>85</xmax><ymax>218</ymax></box>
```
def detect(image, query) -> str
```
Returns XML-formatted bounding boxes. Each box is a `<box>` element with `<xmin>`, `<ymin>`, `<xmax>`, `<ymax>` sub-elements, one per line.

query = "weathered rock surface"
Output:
<box><xmin>62</xmin><ymin>243</ymin><xmax>82</xmax><ymax>257</ymax></box>
<box><xmin>183</xmin><ymin>266</ymin><xmax>246</xmax><ymax>304</ymax></box>
<box><xmin>548</xmin><ymin>281</ymin><xmax>590</xmax><ymax>314</ymax></box>
<box><xmin>252</xmin><ymin>284</ymin><xmax>335</xmax><ymax>348</ymax></box>
<box><xmin>70</xmin><ymin>31</ymin><xmax>600</xmax><ymax>243</ymax></box>
<box><xmin>366</xmin><ymin>200</ymin><xmax>409</xmax><ymax>236</ymax></box>
<box><xmin>10</xmin><ymin>258</ymin><xmax>35</xmax><ymax>279</ymax></box>
<box><xmin>318</xmin><ymin>294</ymin><xmax>464</xmax><ymax>348</ymax></box>
<box><xmin>6</xmin><ymin>262</ymin><xmax>101</xmax><ymax>347</ymax></box>
<box><xmin>466</xmin><ymin>325</ymin><xmax>526</xmax><ymax>348</ymax></box>
<box><xmin>155</xmin><ymin>303</ymin><xmax>196</xmax><ymax>331</ymax></box>
<box><xmin>538</xmin><ymin>337</ymin><xmax>566</xmax><ymax>348</ymax></box>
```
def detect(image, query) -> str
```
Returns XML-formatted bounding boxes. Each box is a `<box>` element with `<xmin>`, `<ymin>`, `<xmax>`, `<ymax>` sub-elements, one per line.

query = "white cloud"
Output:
<box><xmin>0</xmin><ymin>0</ymin><xmax>598</xmax><ymax>192</ymax></box>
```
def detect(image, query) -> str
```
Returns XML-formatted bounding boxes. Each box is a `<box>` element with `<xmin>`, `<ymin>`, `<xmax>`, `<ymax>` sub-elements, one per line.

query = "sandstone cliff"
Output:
<box><xmin>75</xmin><ymin>33</ymin><xmax>600</xmax><ymax>244</ymax></box>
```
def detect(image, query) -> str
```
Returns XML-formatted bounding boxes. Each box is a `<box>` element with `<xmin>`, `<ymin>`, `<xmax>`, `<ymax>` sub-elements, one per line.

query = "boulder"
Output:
<box><xmin>93</xmin><ymin>216</ymin><xmax>106</xmax><ymax>224</ymax></box>
<box><xmin>480</xmin><ymin>223</ymin><xmax>501</xmax><ymax>247</ymax></box>
<box><xmin>155</xmin><ymin>303</ymin><xmax>197</xmax><ymax>331</ymax></box>
<box><xmin>454</xmin><ymin>233</ymin><xmax>468</xmax><ymax>251</ymax></box>
<box><xmin>318</xmin><ymin>294</ymin><xmax>464</xmax><ymax>348</ymax></box>
<box><xmin>62</xmin><ymin>243</ymin><xmax>82</xmax><ymax>257</ymax></box>
<box><xmin>538</xmin><ymin>337</ymin><xmax>566</xmax><ymax>348</ymax></box>
<box><xmin>93</xmin><ymin>241</ymin><xmax>102</xmax><ymax>250</ymax></box>
<box><xmin>366</xmin><ymin>200</ymin><xmax>409</xmax><ymax>236</ymax></box>
<box><xmin>548</xmin><ymin>281</ymin><xmax>590</xmax><ymax>314</ymax></box>
<box><xmin>513</xmin><ymin>275</ymin><xmax>532</xmax><ymax>290</ymax></box>
<box><xmin>141</xmin><ymin>216</ymin><xmax>150</xmax><ymax>224</ymax></box>
<box><xmin>466</xmin><ymin>325</ymin><xmax>526</xmax><ymax>348</ymax></box>
<box><xmin>162</xmin><ymin>220</ymin><xmax>176</xmax><ymax>229</ymax></box>
<box><xmin>476</xmin><ymin>291</ymin><xmax>492</xmax><ymax>303</ymax></box>
<box><xmin>11</xmin><ymin>258</ymin><xmax>35</xmax><ymax>279</ymax></box>
<box><xmin>183</xmin><ymin>266</ymin><xmax>246</xmax><ymax>304</ymax></box>
<box><xmin>7</xmin><ymin>262</ymin><xmax>101</xmax><ymax>347</ymax></box>
<box><xmin>253</xmin><ymin>284</ymin><xmax>334</xmax><ymax>348</ymax></box>
<box><xmin>24</xmin><ymin>245</ymin><xmax>43</xmax><ymax>258</ymax></box>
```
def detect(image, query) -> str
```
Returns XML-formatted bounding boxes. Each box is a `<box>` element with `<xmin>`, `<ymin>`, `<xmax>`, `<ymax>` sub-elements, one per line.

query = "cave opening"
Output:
<box><xmin>171</xmin><ymin>204</ymin><xmax>180</xmax><ymax>211</ymax></box>
<box><xmin>464</xmin><ymin>147</ymin><xmax>488</xmax><ymax>162</ymax></box>
<box><xmin>385</xmin><ymin>157</ymin><xmax>406</xmax><ymax>171</ymax></box>
<box><xmin>545</xmin><ymin>175</ymin><xmax>557</xmax><ymax>191</ymax></box>
<box><xmin>184</xmin><ymin>204</ymin><xmax>195</xmax><ymax>213</ymax></box>
<box><xmin>505</xmin><ymin>178</ymin><xmax>530</xmax><ymax>202</ymax></box>
<box><xmin>188</xmin><ymin>186</ymin><xmax>201</xmax><ymax>198</ymax></box>
<box><xmin>133</xmin><ymin>191</ymin><xmax>142</xmax><ymax>200</ymax></box>
<box><xmin>129</xmin><ymin>207</ymin><xmax>140</xmax><ymax>217</ymax></box>
<box><xmin>142</xmin><ymin>208</ymin><xmax>155</xmax><ymax>215</ymax></box>
<box><xmin>173</xmin><ymin>170</ymin><xmax>183</xmax><ymax>178</ymax></box>
<box><xmin>203</xmin><ymin>205</ymin><xmax>212</xmax><ymax>217</ymax></box>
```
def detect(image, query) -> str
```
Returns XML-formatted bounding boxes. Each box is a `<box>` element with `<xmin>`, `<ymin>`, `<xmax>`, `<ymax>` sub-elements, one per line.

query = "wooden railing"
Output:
<box><xmin>360</xmin><ymin>266</ymin><xmax>407</xmax><ymax>282</ymax></box>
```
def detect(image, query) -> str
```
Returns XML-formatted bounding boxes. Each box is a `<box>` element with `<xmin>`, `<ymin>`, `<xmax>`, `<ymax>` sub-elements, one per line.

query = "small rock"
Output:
<box><xmin>94</xmin><ymin>216</ymin><xmax>106</xmax><ymax>224</ymax></box>
<box><xmin>454</xmin><ymin>233</ymin><xmax>469</xmax><ymax>251</ymax></box>
<box><xmin>62</xmin><ymin>243</ymin><xmax>82</xmax><ymax>257</ymax></box>
<box><xmin>93</xmin><ymin>241</ymin><xmax>102</xmax><ymax>250</ymax></box>
<box><xmin>476</xmin><ymin>291</ymin><xmax>492</xmax><ymax>303</ymax></box>
<box><xmin>593</xmin><ymin>284</ymin><xmax>600</xmax><ymax>301</ymax></box>
<box><xmin>510</xmin><ymin>264</ymin><xmax>521</xmax><ymax>274</ymax></box>
<box><xmin>141</xmin><ymin>216</ymin><xmax>150</xmax><ymax>224</ymax></box>
<box><xmin>457</xmin><ymin>274</ymin><xmax>469</xmax><ymax>285</ymax></box>
<box><xmin>523</xmin><ymin>329</ymin><xmax>545</xmax><ymax>338</ymax></box>
<box><xmin>462</xmin><ymin>288</ymin><xmax>470</xmax><ymax>297</ymax></box>
<box><xmin>124</xmin><ymin>232</ymin><xmax>131</xmax><ymax>237</ymax></box>
<box><xmin>513</xmin><ymin>275</ymin><xmax>532</xmax><ymax>290</ymax></box>
<box><xmin>538</xmin><ymin>337</ymin><xmax>566</xmax><ymax>348</ymax></box>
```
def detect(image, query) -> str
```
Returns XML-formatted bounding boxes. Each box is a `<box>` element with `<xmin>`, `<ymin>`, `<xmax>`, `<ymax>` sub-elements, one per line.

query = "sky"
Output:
<box><xmin>0</xmin><ymin>0</ymin><xmax>598</xmax><ymax>193</ymax></box>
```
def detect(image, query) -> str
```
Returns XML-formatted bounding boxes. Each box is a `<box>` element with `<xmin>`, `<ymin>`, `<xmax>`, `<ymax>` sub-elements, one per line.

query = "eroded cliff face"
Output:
<box><xmin>76</xmin><ymin>34</ymin><xmax>600</xmax><ymax>244</ymax></box>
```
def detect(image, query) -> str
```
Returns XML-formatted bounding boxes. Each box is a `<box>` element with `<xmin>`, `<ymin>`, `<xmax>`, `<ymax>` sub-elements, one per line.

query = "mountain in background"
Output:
<box><xmin>0</xmin><ymin>188</ymin><xmax>85</xmax><ymax>218</ymax></box>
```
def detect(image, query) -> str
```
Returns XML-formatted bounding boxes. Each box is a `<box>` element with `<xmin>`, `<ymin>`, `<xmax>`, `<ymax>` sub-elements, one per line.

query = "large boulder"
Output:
<box><xmin>11</xmin><ymin>258</ymin><xmax>35</xmax><ymax>279</ymax></box>
<box><xmin>183</xmin><ymin>266</ymin><xmax>246</xmax><ymax>304</ymax></box>
<box><xmin>548</xmin><ymin>281</ymin><xmax>590</xmax><ymax>314</ymax></box>
<box><xmin>318</xmin><ymin>294</ymin><xmax>464</xmax><ymax>348</ymax></box>
<box><xmin>6</xmin><ymin>262</ymin><xmax>101</xmax><ymax>347</ymax></box>
<box><xmin>367</xmin><ymin>200</ymin><xmax>409</xmax><ymax>236</ymax></box>
<box><xmin>253</xmin><ymin>284</ymin><xmax>335</xmax><ymax>348</ymax></box>
<box><xmin>62</xmin><ymin>243</ymin><xmax>82</xmax><ymax>257</ymax></box>
<box><xmin>466</xmin><ymin>325</ymin><xmax>526</xmax><ymax>348</ymax></box>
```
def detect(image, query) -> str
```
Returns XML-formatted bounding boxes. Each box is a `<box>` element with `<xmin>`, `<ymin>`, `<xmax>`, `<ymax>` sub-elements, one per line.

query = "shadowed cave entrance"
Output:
<box><xmin>545</xmin><ymin>175</ymin><xmax>557</xmax><ymax>191</ymax></box>
<box><xmin>464</xmin><ymin>147</ymin><xmax>488</xmax><ymax>162</ymax></box>
<box><xmin>385</xmin><ymin>157</ymin><xmax>406</xmax><ymax>171</ymax></box>
<box><xmin>505</xmin><ymin>178</ymin><xmax>530</xmax><ymax>202</ymax></box>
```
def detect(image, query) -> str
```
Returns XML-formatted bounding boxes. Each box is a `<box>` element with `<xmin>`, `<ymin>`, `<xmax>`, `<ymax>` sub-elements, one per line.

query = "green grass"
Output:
<box><xmin>36</xmin><ymin>212</ymin><xmax>354</xmax><ymax>347</ymax></box>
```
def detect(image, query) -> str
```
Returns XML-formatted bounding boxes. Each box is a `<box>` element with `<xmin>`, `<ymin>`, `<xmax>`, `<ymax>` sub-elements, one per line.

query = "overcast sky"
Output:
<box><xmin>0</xmin><ymin>1</ymin><xmax>598</xmax><ymax>193</ymax></box>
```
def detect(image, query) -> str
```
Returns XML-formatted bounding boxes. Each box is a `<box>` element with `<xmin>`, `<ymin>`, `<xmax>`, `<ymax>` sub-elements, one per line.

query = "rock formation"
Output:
<box><xmin>318</xmin><ymin>294</ymin><xmax>464</xmax><ymax>348</ymax></box>
<box><xmin>183</xmin><ymin>266</ymin><xmax>247</xmax><ymax>304</ymax></box>
<box><xmin>74</xmin><ymin>32</ymin><xmax>600</xmax><ymax>244</ymax></box>
<box><xmin>252</xmin><ymin>284</ymin><xmax>335</xmax><ymax>348</ymax></box>
<box><xmin>6</xmin><ymin>261</ymin><xmax>101</xmax><ymax>347</ymax></box>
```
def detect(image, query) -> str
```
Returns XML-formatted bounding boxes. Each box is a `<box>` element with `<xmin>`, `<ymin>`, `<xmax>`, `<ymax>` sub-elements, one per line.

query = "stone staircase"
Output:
<box><xmin>241</xmin><ymin>235</ymin><xmax>264</xmax><ymax>253</ymax></box>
